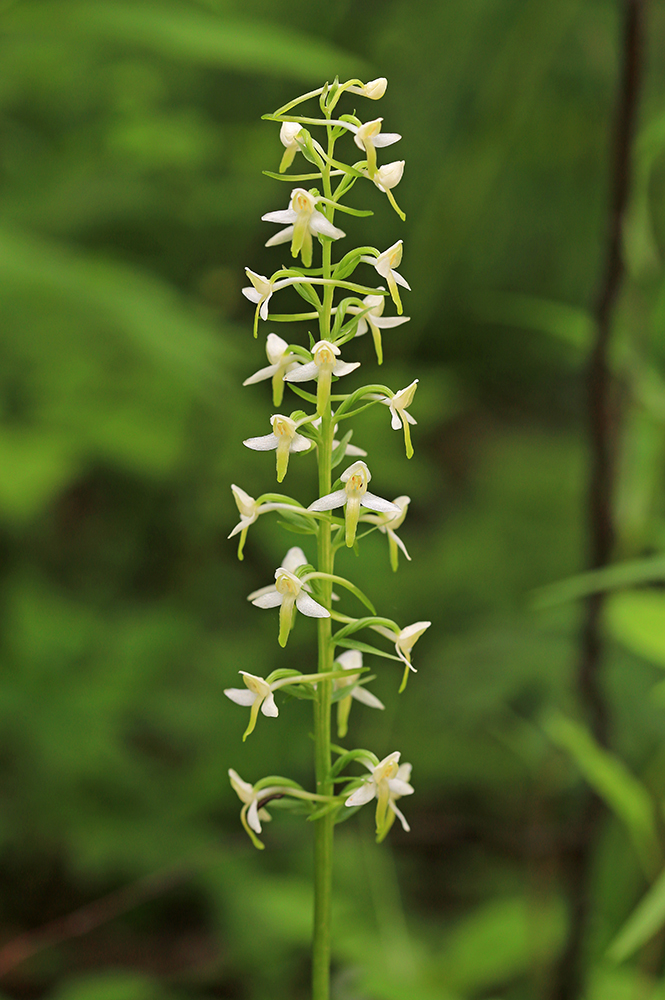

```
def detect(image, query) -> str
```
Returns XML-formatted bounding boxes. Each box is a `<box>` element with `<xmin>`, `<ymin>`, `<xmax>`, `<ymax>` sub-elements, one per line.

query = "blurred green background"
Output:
<box><xmin>4</xmin><ymin>1</ymin><xmax>665</xmax><ymax>998</ymax></box>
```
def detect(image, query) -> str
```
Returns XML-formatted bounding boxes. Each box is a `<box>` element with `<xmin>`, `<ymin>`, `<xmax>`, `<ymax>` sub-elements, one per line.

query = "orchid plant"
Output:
<box><xmin>226</xmin><ymin>77</ymin><xmax>429</xmax><ymax>1000</ymax></box>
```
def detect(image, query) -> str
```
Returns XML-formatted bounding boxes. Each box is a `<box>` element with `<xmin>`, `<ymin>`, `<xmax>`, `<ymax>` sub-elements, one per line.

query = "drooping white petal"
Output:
<box><xmin>243</xmin><ymin>363</ymin><xmax>279</xmax><ymax>386</ymax></box>
<box><xmin>284</xmin><ymin>361</ymin><xmax>319</xmax><ymax>382</ymax></box>
<box><xmin>345</xmin><ymin>782</ymin><xmax>377</xmax><ymax>807</ymax></box>
<box><xmin>224</xmin><ymin>688</ymin><xmax>257</xmax><ymax>707</ymax></box>
<box><xmin>262</xmin><ymin>208</ymin><xmax>296</xmax><ymax>224</ymax></box>
<box><xmin>243</xmin><ymin>433</ymin><xmax>279</xmax><ymax>452</ymax></box>
<box><xmin>251</xmin><ymin>590</ymin><xmax>283</xmax><ymax>609</ymax></box>
<box><xmin>295</xmin><ymin>591</ymin><xmax>330</xmax><ymax>618</ymax></box>
<box><xmin>332</xmin><ymin>360</ymin><xmax>361</xmax><ymax>377</ymax></box>
<box><xmin>350</xmin><ymin>686</ymin><xmax>385</xmax><ymax>710</ymax></box>
<box><xmin>247</xmin><ymin>798</ymin><xmax>263</xmax><ymax>833</ymax></box>
<box><xmin>361</xmin><ymin>492</ymin><xmax>400</xmax><ymax>513</ymax></box>
<box><xmin>289</xmin><ymin>434</ymin><xmax>313</xmax><ymax>453</ymax></box>
<box><xmin>308</xmin><ymin>213</ymin><xmax>346</xmax><ymax>239</ymax></box>
<box><xmin>261</xmin><ymin>693</ymin><xmax>279</xmax><ymax>717</ymax></box>
<box><xmin>308</xmin><ymin>489</ymin><xmax>348</xmax><ymax>512</ymax></box>
<box><xmin>265</xmin><ymin>226</ymin><xmax>295</xmax><ymax>247</ymax></box>
<box><xmin>372</xmin><ymin>133</ymin><xmax>401</xmax><ymax>147</ymax></box>
<box><xmin>388</xmin><ymin>799</ymin><xmax>410</xmax><ymax>832</ymax></box>
<box><xmin>388</xmin><ymin>778</ymin><xmax>414</xmax><ymax>797</ymax></box>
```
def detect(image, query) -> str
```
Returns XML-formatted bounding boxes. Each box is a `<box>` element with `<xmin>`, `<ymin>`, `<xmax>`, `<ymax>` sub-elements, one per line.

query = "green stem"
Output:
<box><xmin>312</xmin><ymin>120</ymin><xmax>337</xmax><ymax>1000</ymax></box>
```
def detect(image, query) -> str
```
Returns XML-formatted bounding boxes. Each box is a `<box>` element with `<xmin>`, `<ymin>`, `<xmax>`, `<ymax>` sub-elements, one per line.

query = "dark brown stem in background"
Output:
<box><xmin>551</xmin><ymin>3</ymin><xmax>646</xmax><ymax>999</ymax></box>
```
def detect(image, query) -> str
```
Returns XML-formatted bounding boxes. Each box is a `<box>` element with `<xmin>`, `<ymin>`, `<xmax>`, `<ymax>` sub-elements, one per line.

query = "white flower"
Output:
<box><xmin>243</xmin><ymin>333</ymin><xmax>303</xmax><ymax>406</ymax></box>
<box><xmin>344</xmin><ymin>751</ymin><xmax>414</xmax><ymax>841</ymax></box>
<box><xmin>249</xmin><ymin>547</ymin><xmax>329</xmax><ymax>647</ymax></box>
<box><xmin>225</xmin><ymin>672</ymin><xmax>280</xmax><ymax>741</ymax></box>
<box><xmin>347</xmin><ymin>292</ymin><xmax>410</xmax><ymax>365</ymax></box>
<box><xmin>228</xmin><ymin>484</ymin><xmax>300</xmax><ymax>560</ymax></box>
<box><xmin>382</xmin><ymin>379</ymin><xmax>418</xmax><ymax>458</ymax></box>
<box><xmin>360</xmin><ymin>241</ymin><xmax>411</xmax><ymax>314</ymax></box>
<box><xmin>279</xmin><ymin>121</ymin><xmax>304</xmax><ymax>172</ymax></box>
<box><xmin>242</xmin><ymin>268</ymin><xmax>309</xmax><ymax>335</ymax></box>
<box><xmin>351</xmin><ymin>118</ymin><xmax>401</xmax><ymax>179</ymax></box>
<box><xmin>228</xmin><ymin>768</ymin><xmax>273</xmax><ymax>840</ymax></box>
<box><xmin>334</xmin><ymin>650</ymin><xmax>384</xmax><ymax>738</ymax></box>
<box><xmin>361</xmin><ymin>495</ymin><xmax>411</xmax><ymax>570</ymax></box>
<box><xmin>284</xmin><ymin>339</ymin><xmax>360</xmax><ymax>416</ymax></box>
<box><xmin>262</xmin><ymin>188</ymin><xmax>346</xmax><ymax>268</ymax></box>
<box><xmin>308</xmin><ymin>460</ymin><xmax>399</xmax><ymax>548</ymax></box>
<box><xmin>373</xmin><ymin>160</ymin><xmax>404</xmax><ymax>192</ymax></box>
<box><xmin>346</xmin><ymin>78</ymin><xmax>388</xmax><ymax>100</ymax></box>
<box><xmin>373</xmin><ymin>620</ymin><xmax>431</xmax><ymax>690</ymax></box>
<box><xmin>243</xmin><ymin>414</ymin><xmax>312</xmax><ymax>482</ymax></box>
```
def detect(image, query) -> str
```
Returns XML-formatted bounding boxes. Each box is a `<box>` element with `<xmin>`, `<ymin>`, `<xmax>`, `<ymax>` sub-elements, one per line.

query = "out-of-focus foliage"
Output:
<box><xmin>4</xmin><ymin>0</ymin><xmax>665</xmax><ymax>998</ymax></box>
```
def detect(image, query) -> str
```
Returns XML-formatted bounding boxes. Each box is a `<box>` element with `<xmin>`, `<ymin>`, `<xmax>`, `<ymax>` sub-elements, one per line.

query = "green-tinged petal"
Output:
<box><xmin>376</xmin><ymin>805</ymin><xmax>396</xmax><ymax>843</ymax></box>
<box><xmin>387</xmin><ymin>272</ymin><xmax>403</xmax><ymax>314</ymax></box>
<box><xmin>398</xmin><ymin>662</ymin><xmax>411</xmax><ymax>693</ymax></box>
<box><xmin>401</xmin><ymin>415</ymin><xmax>414</xmax><ymax>459</ymax></box>
<box><xmin>337</xmin><ymin>695</ymin><xmax>353</xmax><ymax>738</ymax></box>
<box><xmin>272</xmin><ymin>371</ymin><xmax>285</xmax><ymax>407</ymax></box>
<box><xmin>276</xmin><ymin>437</ymin><xmax>291</xmax><ymax>482</ymax></box>
<box><xmin>371</xmin><ymin>323</ymin><xmax>383</xmax><ymax>365</ymax></box>
<box><xmin>375</xmin><ymin>780</ymin><xmax>390</xmax><ymax>834</ymax></box>
<box><xmin>240</xmin><ymin>805</ymin><xmax>265</xmax><ymax>850</ymax></box>
<box><xmin>345</xmin><ymin>496</ymin><xmax>361</xmax><ymax>547</ymax></box>
<box><xmin>278</xmin><ymin>595</ymin><xmax>296</xmax><ymax>647</ymax></box>
<box><xmin>237</xmin><ymin>527</ymin><xmax>248</xmax><ymax>562</ymax></box>
<box><xmin>316</xmin><ymin>368</ymin><xmax>332</xmax><ymax>417</ymax></box>
<box><xmin>242</xmin><ymin>696</ymin><xmax>265</xmax><ymax>741</ymax></box>
<box><xmin>388</xmin><ymin>535</ymin><xmax>399</xmax><ymax>572</ymax></box>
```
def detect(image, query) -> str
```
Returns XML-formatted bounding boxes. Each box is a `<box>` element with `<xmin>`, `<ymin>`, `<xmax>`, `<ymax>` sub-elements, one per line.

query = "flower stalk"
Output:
<box><xmin>227</xmin><ymin>78</ymin><xmax>426</xmax><ymax>1000</ymax></box>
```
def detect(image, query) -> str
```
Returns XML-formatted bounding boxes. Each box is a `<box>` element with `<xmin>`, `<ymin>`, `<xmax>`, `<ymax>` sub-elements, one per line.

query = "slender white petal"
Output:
<box><xmin>247</xmin><ymin>798</ymin><xmax>263</xmax><ymax>833</ymax></box>
<box><xmin>308</xmin><ymin>489</ymin><xmax>348</xmax><ymax>512</ymax></box>
<box><xmin>262</xmin><ymin>209</ymin><xmax>295</xmax><ymax>224</ymax></box>
<box><xmin>243</xmin><ymin>433</ymin><xmax>279</xmax><ymax>452</ymax></box>
<box><xmin>332</xmin><ymin>360</ymin><xmax>361</xmax><ymax>377</ymax></box>
<box><xmin>295</xmin><ymin>591</ymin><xmax>330</xmax><ymax>618</ymax></box>
<box><xmin>345</xmin><ymin>782</ymin><xmax>378</xmax><ymax>807</ymax></box>
<box><xmin>388</xmin><ymin>799</ymin><xmax>410</xmax><ymax>832</ymax></box>
<box><xmin>243</xmin><ymin>363</ymin><xmax>280</xmax><ymax>386</ymax></box>
<box><xmin>361</xmin><ymin>492</ymin><xmax>400</xmax><ymax>513</ymax></box>
<box><xmin>261</xmin><ymin>693</ymin><xmax>279</xmax><ymax>717</ymax></box>
<box><xmin>224</xmin><ymin>688</ymin><xmax>257</xmax><ymax>707</ymax></box>
<box><xmin>265</xmin><ymin>226</ymin><xmax>295</xmax><ymax>247</ymax></box>
<box><xmin>388</xmin><ymin>779</ymin><xmax>414</xmax><ymax>797</ymax></box>
<box><xmin>284</xmin><ymin>361</ymin><xmax>319</xmax><ymax>382</ymax></box>
<box><xmin>251</xmin><ymin>590</ymin><xmax>283</xmax><ymax>609</ymax></box>
<box><xmin>350</xmin><ymin>686</ymin><xmax>385</xmax><ymax>709</ymax></box>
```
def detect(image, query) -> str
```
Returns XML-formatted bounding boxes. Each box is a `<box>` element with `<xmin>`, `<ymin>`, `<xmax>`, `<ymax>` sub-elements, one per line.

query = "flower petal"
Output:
<box><xmin>283</xmin><ymin>361</ymin><xmax>319</xmax><ymax>382</ymax></box>
<box><xmin>265</xmin><ymin>226</ymin><xmax>294</xmax><ymax>247</ymax></box>
<box><xmin>261</xmin><ymin>693</ymin><xmax>279</xmax><ymax>717</ymax></box>
<box><xmin>243</xmin><ymin>364</ymin><xmax>279</xmax><ymax>386</ymax></box>
<box><xmin>388</xmin><ymin>799</ymin><xmax>410</xmax><ymax>832</ymax></box>
<box><xmin>262</xmin><ymin>209</ymin><xmax>296</xmax><ymax>224</ymax></box>
<box><xmin>224</xmin><ymin>688</ymin><xmax>257</xmax><ymax>707</ymax></box>
<box><xmin>251</xmin><ymin>590</ymin><xmax>284</xmax><ymax>609</ymax></box>
<box><xmin>295</xmin><ymin>591</ymin><xmax>330</xmax><ymax>618</ymax></box>
<box><xmin>332</xmin><ymin>361</ymin><xmax>361</xmax><ymax>377</ymax></box>
<box><xmin>350</xmin><ymin>685</ymin><xmax>385</xmax><ymax>709</ymax></box>
<box><xmin>345</xmin><ymin>782</ymin><xmax>377</xmax><ymax>807</ymax></box>
<box><xmin>308</xmin><ymin>489</ymin><xmax>347</xmax><ymax>512</ymax></box>
<box><xmin>243</xmin><ymin>433</ymin><xmax>279</xmax><ymax>452</ymax></box>
<box><xmin>361</xmin><ymin>492</ymin><xmax>400</xmax><ymax>513</ymax></box>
